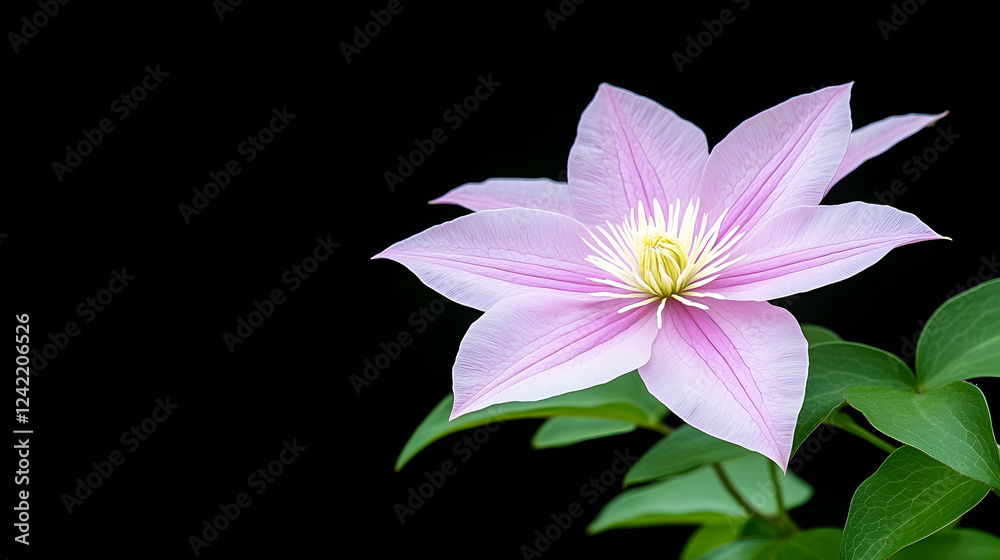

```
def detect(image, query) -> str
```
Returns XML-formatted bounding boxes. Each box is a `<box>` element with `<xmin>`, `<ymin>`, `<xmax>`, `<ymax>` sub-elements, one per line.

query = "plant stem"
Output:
<box><xmin>640</xmin><ymin>421</ymin><xmax>673</xmax><ymax>436</ymax></box>
<box><xmin>825</xmin><ymin>415</ymin><xmax>897</xmax><ymax>454</ymax></box>
<box><xmin>770</xmin><ymin>462</ymin><xmax>801</xmax><ymax>533</ymax></box>
<box><xmin>712</xmin><ymin>463</ymin><xmax>777</xmax><ymax>524</ymax></box>
<box><xmin>846</xmin><ymin>424</ymin><xmax>898</xmax><ymax>454</ymax></box>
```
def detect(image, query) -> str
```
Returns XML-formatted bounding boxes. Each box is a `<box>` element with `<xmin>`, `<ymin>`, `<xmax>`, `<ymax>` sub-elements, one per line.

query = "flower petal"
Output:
<box><xmin>711</xmin><ymin>202</ymin><xmax>946</xmax><ymax>301</ymax></box>
<box><xmin>826</xmin><ymin>111</ymin><xmax>949</xmax><ymax>194</ymax></box>
<box><xmin>451</xmin><ymin>292</ymin><xmax>660</xmax><ymax>418</ymax></box>
<box><xmin>699</xmin><ymin>84</ymin><xmax>853</xmax><ymax>235</ymax></box>
<box><xmin>639</xmin><ymin>299</ymin><xmax>807</xmax><ymax>470</ymax></box>
<box><xmin>373</xmin><ymin>208</ymin><xmax>598</xmax><ymax>311</ymax></box>
<box><xmin>429</xmin><ymin>178</ymin><xmax>574</xmax><ymax>216</ymax></box>
<box><xmin>568</xmin><ymin>83</ymin><xmax>708</xmax><ymax>227</ymax></box>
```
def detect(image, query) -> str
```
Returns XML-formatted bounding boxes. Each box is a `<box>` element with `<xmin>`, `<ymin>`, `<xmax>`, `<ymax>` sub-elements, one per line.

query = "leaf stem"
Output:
<box><xmin>825</xmin><ymin>414</ymin><xmax>898</xmax><ymax>454</ymax></box>
<box><xmin>638</xmin><ymin>421</ymin><xmax>673</xmax><ymax>436</ymax></box>
<box><xmin>711</xmin><ymin>463</ymin><xmax>777</xmax><ymax>524</ymax></box>
<box><xmin>770</xmin><ymin>462</ymin><xmax>801</xmax><ymax>533</ymax></box>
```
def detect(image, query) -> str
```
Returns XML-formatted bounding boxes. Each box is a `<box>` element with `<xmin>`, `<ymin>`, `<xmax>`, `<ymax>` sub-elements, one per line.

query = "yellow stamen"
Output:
<box><xmin>584</xmin><ymin>198</ymin><xmax>745</xmax><ymax>328</ymax></box>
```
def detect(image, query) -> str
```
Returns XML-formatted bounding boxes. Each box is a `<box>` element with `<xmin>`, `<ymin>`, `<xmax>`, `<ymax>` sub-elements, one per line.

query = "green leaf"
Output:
<box><xmin>940</xmin><ymin>515</ymin><xmax>963</xmax><ymax>532</ymax></box>
<box><xmin>772</xmin><ymin>528</ymin><xmax>842</xmax><ymax>560</ymax></box>
<box><xmin>587</xmin><ymin>454</ymin><xmax>812</xmax><ymax>535</ymax></box>
<box><xmin>738</xmin><ymin>515</ymin><xmax>782</xmax><ymax>539</ymax></box>
<box><xmin>792</xmin><ymin>342</ymin><xmax>916</xmax><ymax>453</ymax></box>
<box><xmin>891</xmin><ymin>528</ymin><xmax>1000</xmax><ymax>560</ymax></box>
<box><xmin>396</xmin><ymin>371</ymin><xmax>666</xmax><ymax>470</ymax></box>
<box><xmin>917</xmin><ymin>277</ymin><xmax>1000</xmax><ymax>389</ymax></box>
<box><xmin>841</xmin><ymin>446</ymin><xmax>991</xmax><ymax>560</ymax></box>
<box><xmin>800</xmin><ymin>324</ymin><xmax>842</xmax><ymax>346</ymax></box>
<box><xmin>694</xmin><ymin>539</ymin><xmax>774</xmax><ymax>560</ymax></box>
<box><xmin>695</xmin><ymin>528</ymin><xmax>841</xmax><ymax>560</ymax></box>
<box><xmin>625</xmin><ymin>424</ymin><xmax>750</xmax><ymax>487</ymax></box>
<box><xmin>844</xmin><ymin>381</ymin><xmax>1000</xmax><ymax>488</ymax></box>
<box><xmin>680</xmin><ymin>522</ymin><xmax>746</xmax><ymax>560</ymax></box>
<box><xmin>530</xmin><ymin>417</ymin><xmax>636</xmax><ymax>449</ymax></box>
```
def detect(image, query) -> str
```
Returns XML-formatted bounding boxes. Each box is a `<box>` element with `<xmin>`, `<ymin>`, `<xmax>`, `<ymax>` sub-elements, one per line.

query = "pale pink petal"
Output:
<box><xmin>567</xmin><ymin>83</ymin><xmax>708</xmax><ymax>227</ymax></box>
<box><xmin>639</xmin><ymin>299</ymin><xmax>807</xmax><ymax>470</ymax></box>
<box><xmin>429</xmin><ymin>178</ymin><xmax>574</xmax><ymax>216</ymax></box>
<box><xmin>826</xmin><ymin>111</ymin><xmax>949</xmax><ymax>194</ymax></box>
<box><xmin>699</xmin><ymin>84</ymin><xmax>853</xmax><ymax>235</ymax></box>
<box><xmin>451</xmin><ymin>292</ymin><xmax>659</xmax><ymax>418</ymax></box>
<box><xmin>373</xmin><ymin>208</ymin><xmax>598</xmax><ymax>311</ymax></box>
<box><xmin>711</xmin><ymin>202</ymin><xmax>946</xmax><ymax>301</ymax></box>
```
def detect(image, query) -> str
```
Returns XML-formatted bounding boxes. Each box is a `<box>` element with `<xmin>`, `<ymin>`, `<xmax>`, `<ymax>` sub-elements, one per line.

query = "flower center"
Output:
<box><xmin>583</xmin><ymin>198</ymin><xmax>746</xmax><ymax>328</ymax></box>
<box><xmin>638</xmin><ymin>231</ymin><xmax>688</xmax><ymax>296</ymax></box>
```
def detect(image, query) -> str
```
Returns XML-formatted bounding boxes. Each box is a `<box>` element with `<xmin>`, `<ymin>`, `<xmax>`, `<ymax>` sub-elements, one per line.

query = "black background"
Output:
<box><xmin>5</xmin><ymin>0</ymin><xmax>998</xmax><ymax>558</ymax></box>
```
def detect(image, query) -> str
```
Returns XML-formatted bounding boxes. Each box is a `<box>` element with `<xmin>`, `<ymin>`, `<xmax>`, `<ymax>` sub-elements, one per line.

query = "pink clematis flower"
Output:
<box><xmin>375</xmin><ymin>83</ymin><xmax>947</xmax><ymax>470</ymax></box>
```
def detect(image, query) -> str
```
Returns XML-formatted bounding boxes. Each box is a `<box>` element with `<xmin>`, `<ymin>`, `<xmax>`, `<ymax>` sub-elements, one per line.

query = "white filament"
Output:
<box><xmin>583</xmin><ymin>198</ymin><xmax>746</xmax><ymax>328</ymax></box>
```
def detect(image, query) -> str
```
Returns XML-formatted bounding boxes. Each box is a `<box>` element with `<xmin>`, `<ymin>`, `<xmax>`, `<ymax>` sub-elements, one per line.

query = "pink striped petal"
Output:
<box><xmin>373</xmin><ymin>208</ymin><xmax>598</xmax><ymax>311</ymax></box>
<box><xmin>451</xmin><ymin>293</ymin><xmax>660</xmax><ymax>418</ymax></box>
<box><xmin>699</xmin><ymin>84</ymin><xmax>853</xmax><ymax>235</ymax></box>
<box><xmin>639</xmin><ymin>299</ymin><xmax>807</xmax><ymax>470</ymax></box>
<box><xmin>826</xmin><ymin>111</ymin><xmax>949</xmax><ymax>194</ymax></box>
<box><xmin>568</xmin><ymin>84</ymin><xmax>708</xmax><ymax>227</ymax></box>
<box><xmin>429</xmin><ymin>178</ymin><xmax>574</xmax><ymax>216</ymax></box>
<box><xmin>712</xmin><ymin>202</ymin><xmax>946</xmax><ymax>301</ymax></box>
